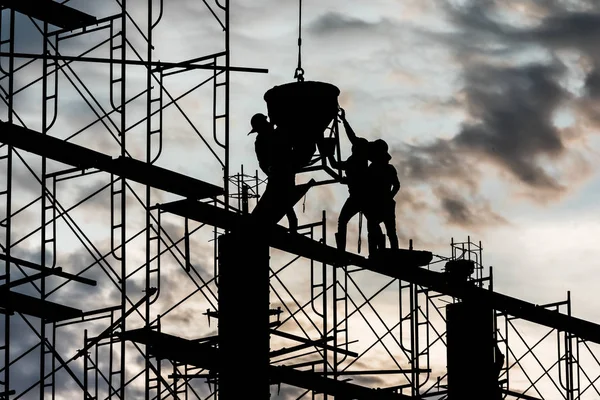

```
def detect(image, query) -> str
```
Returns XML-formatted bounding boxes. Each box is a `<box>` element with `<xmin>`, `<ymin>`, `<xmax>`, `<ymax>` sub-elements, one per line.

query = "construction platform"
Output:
<box><xmin>0</xmin><ymin>291</ymin><xmax>82</xmax><ymax>322</ymax></box>
<box><xmin>121</xmin><ymin>328</ymin><xmax>412</xmax><ymax>399</ymax></box>
<box><xmin>0</xmin><ymin>254</ymin><xmax>94</xmax><ymax>322</ymax></box>
<box><xmin>157</xmin><ymin>198</ymin><xmax>600</xmax><ymax>346</ymax></box>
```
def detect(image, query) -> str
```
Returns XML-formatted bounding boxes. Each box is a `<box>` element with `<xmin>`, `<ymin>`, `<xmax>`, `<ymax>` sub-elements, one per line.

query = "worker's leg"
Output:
<box><xmin>281</xmin><ymin>174</ymin><xmax>299</xmax><ymax>232</ymax></box>
<box><xmin>252</xmin><ymin>180</ymin><xmax>276</xmax><ymax>220</ymax></box>
<box><xmin>336</xmin><ymin>197</ymin><xmax>360</xmax><ymax>251</ymax></box>
<box><xmin>365</xmin><ymin>200</ymin><xmax>386</xmax><ymax>254</ymax></box>
<box><xmin>254</xmin><ymin>174</ymin><xmax>295</xmax><ymax>227</ymax></box>
<box><xmin>367</xmin><ymin>218</ymin><xmax>383</xmax><ymax>256</ymax></box>
<box><xmin>382</xmin><ymin>201</ymin><xmax>398</xmax><ymax>250</ymax></box>
<box><xmin>286</xmin><ymin>208</ymin><xmax>298</xmax><ymax>233</ymax></box>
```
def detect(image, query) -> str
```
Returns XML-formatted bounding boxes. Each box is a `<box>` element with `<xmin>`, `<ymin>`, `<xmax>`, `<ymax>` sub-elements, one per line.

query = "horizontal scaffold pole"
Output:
<box><xmin>0</xmin><ymin>52</ymin><xmax>268</xmax><ymax>73</ymax></box>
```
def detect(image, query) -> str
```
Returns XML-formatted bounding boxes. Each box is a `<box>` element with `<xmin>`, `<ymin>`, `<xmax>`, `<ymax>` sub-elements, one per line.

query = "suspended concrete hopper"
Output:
<box><xmin>264</xmin><ymin>81</ymin><xmax>340</xmax><ymax>171</ymax></box>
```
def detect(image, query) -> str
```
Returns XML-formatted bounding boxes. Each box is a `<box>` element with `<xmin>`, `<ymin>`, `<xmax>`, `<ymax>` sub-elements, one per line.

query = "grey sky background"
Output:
<box><xmin>3</xmin><ymin>0</ymin><xmax>600</xmax><ymax>398</ymax></box>
<box><xmin>224</xmin><ymin>0</ymin><xmax>600</xmax><ymax>318</ymax></box>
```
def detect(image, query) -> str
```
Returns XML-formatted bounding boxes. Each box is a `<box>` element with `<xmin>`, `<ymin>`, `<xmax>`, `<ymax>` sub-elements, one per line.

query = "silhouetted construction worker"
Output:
<box><xmin>248</xmin><ymin>113</ymin><xmax>298</xmax><ymax>232</ymax></box>
<box><xmin>364</xmin><ymin>139</ymin><xmax>399</xmax><ymax>254</ymax></box>
<box><xmin>327</xmin><ymin>109</ymin><xmax>370</xmax><ymax>251</ymax></box>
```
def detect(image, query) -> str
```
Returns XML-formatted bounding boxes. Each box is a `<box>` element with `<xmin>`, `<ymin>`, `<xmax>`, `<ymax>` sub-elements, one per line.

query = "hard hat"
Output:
<box><xmin>373</xmin><ymin>139</ymin><xmax>388</xmax><ymax>153</ymax></box>
<box><xmin>370</xmin><ymin>139</ymin><xmax>391</xmax><ymax>162</ymax></box>
<box><xmin>248</xmin><ymin>113</ymin><xmax>269</xmax><ymax>135</ymax></box>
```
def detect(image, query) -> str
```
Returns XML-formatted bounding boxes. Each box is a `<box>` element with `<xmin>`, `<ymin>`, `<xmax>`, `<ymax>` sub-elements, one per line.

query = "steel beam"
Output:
<box><xmin>0</xmin><ymin>122</ymin><xmax>223</xmax><ymax>199</ymax></box>
<box><xmin>0</xmin><ymin>0</ymin><xmax>96</xmax><ymax>30</ymax></box>
<box><xmin>156</xmin><ymin>199</ymin><xmax>600</xmax><ymax>345</ymax></box>
<box><xmin>0</xmin><ymin>291</ymin><xmax>82</xmax><ymax>322</ymax></box>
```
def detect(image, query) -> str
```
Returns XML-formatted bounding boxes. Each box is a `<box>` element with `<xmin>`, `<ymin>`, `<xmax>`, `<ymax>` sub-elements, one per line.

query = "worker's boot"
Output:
<box><xmin>288</xmin><ymin>216</ymin><xmax>298</xmax><ymax>234</ymax></box>
<box><xmin>368</xmin><ymin>234</ymin><xmax>378</xmax><ymax>258</ymax></box>
<box><xmin>377</xmin><ymin>232</ymin><xmax>386</xmax><ymax>250</ymax></box>
<box><xmin>335</xmin><ymin>231</ymin><xmax>346</xmax><ymax>252</ymax></box>
<box><xmin>388</xmin><ymin>232</ymin><xmax>399</xmax><ymax>250</ymax></box>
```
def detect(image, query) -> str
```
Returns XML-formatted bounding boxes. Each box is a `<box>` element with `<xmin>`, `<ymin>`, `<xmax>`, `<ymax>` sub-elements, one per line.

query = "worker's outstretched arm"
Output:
<box><xmin>327</xmin><ymin>153</ymin><xmax>346</xmax><ymax>170</ymax></box>
<box><xmin>339</xmin><ymin>109</ymin><xmax>359</xmax><ymax>145</ymax></box>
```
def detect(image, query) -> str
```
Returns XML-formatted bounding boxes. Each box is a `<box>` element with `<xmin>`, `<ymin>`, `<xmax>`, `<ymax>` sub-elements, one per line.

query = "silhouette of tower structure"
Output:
<box><xmin>1</xmin><ymin>2</ymin><xmax>600</xmax><ymax>400</ymax></box>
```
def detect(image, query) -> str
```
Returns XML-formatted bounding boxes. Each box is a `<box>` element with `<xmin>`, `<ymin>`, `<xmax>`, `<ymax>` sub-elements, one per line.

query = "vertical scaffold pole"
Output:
<box><xmin>119</xmin><ymin>1</ymin><xmax>127</xmax><ymax>396</ymax></box>
<box><xmin>145</xmin><ymin>1</ymin><xmax>154</xmax><ymax>398</ymax></box>
<box><xmin>40</xmin><ymin>20</ymin><xmax>49</xmax><ymax>400</ymax></box>
<box><xmin>0</xmin><ymin>9</ymin><xmax>15</xmax><ymax>398</ymax></box>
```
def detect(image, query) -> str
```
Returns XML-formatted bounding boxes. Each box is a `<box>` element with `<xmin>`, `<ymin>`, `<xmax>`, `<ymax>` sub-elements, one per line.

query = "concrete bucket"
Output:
<box><xmin>264</xmin><ymin>81</ymin><xmax>340</xmax><ymax>170</ymax></box>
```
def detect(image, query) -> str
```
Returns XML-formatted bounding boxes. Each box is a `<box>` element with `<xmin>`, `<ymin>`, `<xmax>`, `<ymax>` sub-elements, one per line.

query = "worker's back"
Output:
<box><xmin>343</xmin><ymin>138</ymin><xmax>370</xmax><ymax>198</ymax></box>
<box><xmin>344</xmin><ymin>154</ymin><xmax>369</xmax><ymax>198</ymax></box>
<box><xmin>367</xmin><ymin>161</ymin><xmax>398</xmax><ymax>201</ymax></box>
<box><xmin>255</xmin><ymin>128</ymin><xmax>293</xmax><ymax>177</ymax></box>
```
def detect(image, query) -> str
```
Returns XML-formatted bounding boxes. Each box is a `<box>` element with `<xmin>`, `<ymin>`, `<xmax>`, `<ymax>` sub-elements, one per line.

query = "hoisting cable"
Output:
<box><xmin>294</xmin><ymin>0</ymin><xmax>305</xmax><ymax>82</ymax></box>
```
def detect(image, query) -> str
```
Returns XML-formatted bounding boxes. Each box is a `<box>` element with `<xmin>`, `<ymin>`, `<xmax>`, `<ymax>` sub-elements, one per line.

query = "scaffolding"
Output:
<box><xmin>2</xmin><ymin>1</ymin><xmax>600</xmax><ymax>400</ymax></box>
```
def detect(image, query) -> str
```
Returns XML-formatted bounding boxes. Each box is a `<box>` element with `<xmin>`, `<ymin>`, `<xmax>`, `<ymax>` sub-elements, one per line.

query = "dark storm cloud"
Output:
<box><xmin>307</xmin><ymin>12</ymin><xmax>387</xmax><ymax>36</ymax></box>
<box><xmin>583</xmin><ymin>69</ymin><xmax>600</xmax><ymax>98</ymax></box>
<box><xmin>526</xmin><ymin>11</ymin><xmax>600</xmax><ymax>47</ymax></box>
<box><xmin>443</xmin><ymin>2</ymin><xmax>600</xmax><ymax>97</ymax></box>
<box><xmin>455</xmin><ymin>62</ymin><xmax>568</xmax><ymax>191</ymax></box>
<box><xmin>440</xmin><ymin>195</ymin><xmax>477</xmax><ymax>225</ymax></box>
<box><xmin>392</xmin><ymin>138</ymin><xmax>507</xmax><ymax>231</ymax></box>
<box><xmin>524</xmin><ymin>11</ymin><xmax>600</xmax><ymax>99</ymax></box>
<box><xmin>434</xmin><ymin>186</ymin><xmax>506</xmax><ymax>227</ymax></box>
<box><xmin>440</xmin><ymin>6</ymin><xmax>574</xmax><ymax>192</ymax></box>
<box><xmin>396</xmin><ymin>139</ymin><xmax>477</xmax><ymax>189</ymax></box>
<box><xmin>392</xmin><ymin>0</ymin><xmax>600</xmax><ymax>222</ymax></box>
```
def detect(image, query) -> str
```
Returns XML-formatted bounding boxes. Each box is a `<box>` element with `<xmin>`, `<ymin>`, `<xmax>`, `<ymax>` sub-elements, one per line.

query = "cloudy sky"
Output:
<box><xmin>4</xmin><ymin>0</ymin><xmax>600</xmax><ymax>398</ymax></box>
<box><xmin>226</xmin><ymin>0</ymin><xmax>600</xmax><ymax>320</ymax></box>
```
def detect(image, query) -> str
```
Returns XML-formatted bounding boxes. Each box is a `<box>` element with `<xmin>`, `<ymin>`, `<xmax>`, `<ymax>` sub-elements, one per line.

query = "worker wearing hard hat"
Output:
<box><xmin>327</xmin><ymin>109</ymin><xmax>372</xmax><ymax>252</ymax></box>
<box><xmin>248</xmin><ymin>113</ymin><xmax>298</xmax><ymax>232</ymax></box>
<box><xmin>363</xmin><ymin>139</ymin><xmax>400</xmax><ymax>254</ymax></box>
